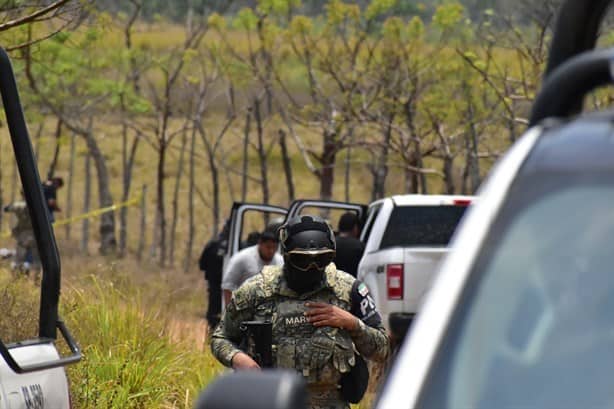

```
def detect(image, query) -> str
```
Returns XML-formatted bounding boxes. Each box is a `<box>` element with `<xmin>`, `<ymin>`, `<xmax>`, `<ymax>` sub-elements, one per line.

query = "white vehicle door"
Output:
<box><xmin>224</xmin><ymin>202</ymin><xmax>288</xmax><ymax>271</ymax></box>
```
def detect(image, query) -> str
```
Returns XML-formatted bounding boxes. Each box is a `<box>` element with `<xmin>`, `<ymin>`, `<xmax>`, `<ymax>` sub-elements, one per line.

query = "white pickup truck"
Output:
<box><xmin>357</xmin><ymin>194</ymin><xmax>473</xmax><ymax>344</ymax></box>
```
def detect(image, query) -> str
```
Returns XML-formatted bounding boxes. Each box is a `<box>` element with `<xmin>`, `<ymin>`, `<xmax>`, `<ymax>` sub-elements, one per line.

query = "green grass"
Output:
<box><xmin>0</xmin><ymin>265</ymin><xmax>222</xmax><ymax>409</ymax></box>
<box><xmin>64</xmin><ymin>276</ymin><xmax>223</xmax><ymax>409</ymax></box>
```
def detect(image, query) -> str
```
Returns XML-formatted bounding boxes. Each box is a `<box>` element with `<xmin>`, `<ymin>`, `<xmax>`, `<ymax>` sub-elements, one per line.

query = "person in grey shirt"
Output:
<box><xmin>222</xmin><ymin>230</ymin><xmax>283</xmax><ymax>305</ymax></box>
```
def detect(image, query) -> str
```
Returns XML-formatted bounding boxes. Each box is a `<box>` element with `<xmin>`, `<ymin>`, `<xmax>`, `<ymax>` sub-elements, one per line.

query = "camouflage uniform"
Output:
<box><xmin>211</xmin><ymin>264</ymin><xmax>389</xmax><ymax>409</ymax></box>
<box><xmin>4</xmin><ymin>201</ymin><xmax>37</xmax><ymax>269</ymax></box>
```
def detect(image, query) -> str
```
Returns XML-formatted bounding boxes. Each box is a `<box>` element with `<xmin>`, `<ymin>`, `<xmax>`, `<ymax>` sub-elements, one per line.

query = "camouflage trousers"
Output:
<box><xmin>307</xmin><ymin>386</ymin><xmax>349</xmax><ymax>409</ymax></box>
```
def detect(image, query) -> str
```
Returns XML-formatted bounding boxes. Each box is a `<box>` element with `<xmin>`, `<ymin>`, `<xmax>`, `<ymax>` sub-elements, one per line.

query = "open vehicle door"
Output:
<box><xmin>224</xmin><ymin>202</ymin><xmax>288</xmax><ymax>267</ymax></box>
<box><xmin>285</xmin><ymin>200</ymin><xmax>367</xmax><ymax>232</ymax></box>
<box><xmin>0</xmin><ymin>48</ymin><xmax>80</xmax><ymax>408</ymax></box>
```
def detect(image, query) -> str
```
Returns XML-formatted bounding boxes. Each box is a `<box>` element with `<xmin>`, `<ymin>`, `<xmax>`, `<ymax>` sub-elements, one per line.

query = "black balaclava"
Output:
<box><xmin>281</xmin><ymin>216</ymin><xmax>335</xmax><ymax>294</ymax></box>
<box><xmin>284</xmin><ymin>262</ymin><xmax>325</xmax><ymax>294</ymax></box>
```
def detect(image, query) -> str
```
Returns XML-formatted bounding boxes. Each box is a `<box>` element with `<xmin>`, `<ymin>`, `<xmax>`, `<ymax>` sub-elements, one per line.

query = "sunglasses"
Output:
<box><xmin>287</xmin><ymin>249</ymin><xmax>335</xmax><ymax>271</ymax></box>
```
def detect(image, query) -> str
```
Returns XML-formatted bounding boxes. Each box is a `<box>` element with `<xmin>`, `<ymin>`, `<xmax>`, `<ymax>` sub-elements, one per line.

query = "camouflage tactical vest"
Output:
<box><xmin>238</xmin><ymin>265</ymin><xmax>356</xmax><ymax>387</ymax></box>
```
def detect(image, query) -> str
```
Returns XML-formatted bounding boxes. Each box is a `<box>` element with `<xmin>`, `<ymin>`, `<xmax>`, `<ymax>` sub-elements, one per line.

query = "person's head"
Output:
<box><xmin>338</xmin><ymin>212</ymin><xmax>360</xmax><ymax>238</ymax></box>
<box><xmin>257</xmin><ymin>230</ymin><xmax>279</xmax><ymax>263</ymax></box>
<box><xmin>49</xmin><ymin>176</ymin><xmax>64</xmax><ymax>189</ymax></box>
<box><xmin>279</xmin><ymin>215</ymin><xmax>336</xmax><ymax>294</ymax></box>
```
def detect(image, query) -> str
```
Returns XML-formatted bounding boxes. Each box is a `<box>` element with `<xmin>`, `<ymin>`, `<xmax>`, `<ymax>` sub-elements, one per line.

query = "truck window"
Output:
<box><xmin>379</xmin><ymin>206</ymin><xmax>467</xmax><ymax>249</ymax></box>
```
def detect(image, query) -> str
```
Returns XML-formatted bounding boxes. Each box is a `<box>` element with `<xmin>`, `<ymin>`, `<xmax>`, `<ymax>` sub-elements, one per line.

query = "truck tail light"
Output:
<box><xmin>453</xmin><ymin>199</ymin><xmax>472</xmax><ymax>206</ymax></box>
<box><xmin>387</xmin><ymin>264</ymin><xmax>404</xmax><ymax>300</ymax></box>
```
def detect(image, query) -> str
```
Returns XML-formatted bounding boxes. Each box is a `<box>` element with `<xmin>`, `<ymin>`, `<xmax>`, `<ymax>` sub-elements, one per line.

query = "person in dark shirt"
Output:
<box><xmin>200</xmin><ymin>220</ymin><xmax>230</xmax><ymax>331</ymax></box>
<box><xmin>42</xmin><ymin>176</ymin><xmax>64</xmax><ymax>223</ymax></box>
<box><xmin>334</xmin><ymin>212</ymin><xmax>365</xmax><ymax>277</ymax></box>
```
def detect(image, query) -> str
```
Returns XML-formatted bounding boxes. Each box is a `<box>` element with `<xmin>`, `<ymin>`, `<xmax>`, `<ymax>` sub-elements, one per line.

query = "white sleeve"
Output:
<box><xmin>221</xmin><ymin>255</ymin><xmax>242</xmax><ymax>291</ymax></box>
<box><xmin>274</xmin><ymin>253</ymin><xmax>284</xmax><ymax>266</ymax></box>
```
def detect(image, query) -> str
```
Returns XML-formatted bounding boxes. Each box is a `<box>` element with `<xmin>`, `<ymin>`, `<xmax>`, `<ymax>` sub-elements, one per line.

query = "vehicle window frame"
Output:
<box><xmin>361</xmin><ymin>203</ymin><xmax>382</xmax><ymax>245</ymax></box>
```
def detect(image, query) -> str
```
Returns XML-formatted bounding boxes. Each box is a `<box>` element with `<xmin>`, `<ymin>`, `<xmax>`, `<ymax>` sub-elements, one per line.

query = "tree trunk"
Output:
<box><xmin>83</xmin><ymin>129</ymin><xmax>117</xmax><ymax>254</ymax></box>
<box><xmin>198</xmin><ymin>124</ymin><xmax>220</xmax><ymax>239</ymax></box>
<box><xmin>254</xmin><ymin>98</ymin><xmax>269</xmax><ymax>205</ymax></box>
<box><xmin>184</xmin><ymin>127</ymin><xmax>196</xmax><ymax>273</ymax></box>
<box><xmin>64</xmin><ymin>132</ymin><xmax>76</xmax><ymax>239</ymax></box>
<box><xmin>320</xmin><ymin>129</ymin><xmax>337</xmax><ymax>201</ymax></box>
<box><xmin>372</xmin><ymin>120</ymin><xmax>392</xmax><ymax>201</ymax></box>
<box><xmin>344</xmin><ymin>144</ymin><xmax>351</xmax><ymax>203</ymax></box>
<box><xmin>413</xmin><ymin>141</ymin><xmax>428</xmax><ymax>194</ymax></box>
<box><xmin>156</xmin><ymin>142</ymin><xmax>167</xmax><ymax>266</ymax></box>
<box><xmin>227</xmin><ymin>82</ymin><xmax>236</xmax><ymax>119</ymax></box>
<box><xmin>81</xmin><ymin>152</ymin><xmax>91</xmax><ymax>254</ymax></box>
<box><xmin>278</xmin><ymin>128</ymin><xmax>295</xmax><ymax>203</ymax></box>
<box><xmin>137</xmin><ymin>184</ymin><xmax>147</xmax><ymax>261</ymax></box>
<box><xmin>467</xmin><ymin>99</ymin><xmax>481</xmax><ymax>194</ymax></box>
<box><xmin>169</xmin><ymin>129</ymin><xmax>188</xmax><ymax>266</ymax></box>
<box><xmin>443</xmin><ymin>156</ymin><xmax>456</xmax><ymax>194</ymax></box>
<box><xmin>119</xmin><ymin>126</ymin><xmax>140</xmax><ymax>257</ymax></box>
<box><xmin>33</xmin><ymin>122</ymin><xmax>43</xmax><ymax>164</ymax></box>
<box><xmin>242</xmin><ymin>107</ymin><xmax>251</xmax><ymax>202</ymax></box>
<box><xmin>186</xmin><ymin>0</ymin><xmax>194</xmax><ymax>34</ymax></box>
<box><xmin>461</xmin><ymin>130</ymin><xmax>472</xmax><ymax>195</ymax></box>
<box><xmin>404</xmin><ymin>166</ymin><xmax>416</xmax><ymax>194</ymax></box>
<box><xmin>119</xmin><ymin>124</ymin><xmax>128</xmax><ymax>257</ymax></box>
<box><xmin>46</xmin><ymin>118</ymin><xmax>62</xmax><ymax>179</ymax></box>
<box><xmin>150</xmin><ymin>201</ymin><xmax>159</xmax><ymax>258</ymax></box>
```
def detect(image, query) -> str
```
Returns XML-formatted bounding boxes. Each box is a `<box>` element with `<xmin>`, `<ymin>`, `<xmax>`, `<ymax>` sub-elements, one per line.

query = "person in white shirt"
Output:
<box><xmin>222</xmin><ymin>230</ymin><xmax>283</xmax><ymax>305</ymax></box>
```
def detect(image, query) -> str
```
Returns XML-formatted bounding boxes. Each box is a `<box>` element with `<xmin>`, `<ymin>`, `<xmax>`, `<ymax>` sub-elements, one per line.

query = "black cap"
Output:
<box><xmin>260</xmin><ymin>230</ymin><xmax>279</xmax><ymax>243</ymax></box>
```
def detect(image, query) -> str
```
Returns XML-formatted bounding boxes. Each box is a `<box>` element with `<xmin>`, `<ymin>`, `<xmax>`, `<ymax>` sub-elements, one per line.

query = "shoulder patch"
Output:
<box><xmin>358</xmin><ymin>283</ymin><xmax>369</xmax><ymax>297</ymax></box>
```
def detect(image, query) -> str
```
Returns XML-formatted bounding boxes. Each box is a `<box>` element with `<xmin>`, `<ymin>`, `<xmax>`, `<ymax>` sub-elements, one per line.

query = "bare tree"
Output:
<box><xmin>0</xmin><ymin>0</ymin><xmax>89</xmax><ymax>51</ymax></box>
<box><xmin>24</xmin><ymin>38</ymin><xmax>118</xmax><ymax>254</ymax></box>
<box><xmin>140</xmin><ymin>22</ymin><xmax>207</xmax><ymax>266</ymax></box>
<box><xmin>118</xmin><ymin>0</ymin><xmax>144</xmax><ymax>257</ymax></box>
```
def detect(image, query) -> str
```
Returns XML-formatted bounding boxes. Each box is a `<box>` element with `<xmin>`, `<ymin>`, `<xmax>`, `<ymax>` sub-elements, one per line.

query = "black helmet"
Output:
<box><xmin>279</xmin><ymin>215</ymin><xmax>336</xmax><ymax>293</ymax></box>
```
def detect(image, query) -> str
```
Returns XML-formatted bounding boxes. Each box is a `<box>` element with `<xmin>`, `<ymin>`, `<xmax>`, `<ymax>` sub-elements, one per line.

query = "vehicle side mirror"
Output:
<box><xmin>195</xmin><ymin>371</ymin><xmax>307</xmax><ymax>409</ymax></box>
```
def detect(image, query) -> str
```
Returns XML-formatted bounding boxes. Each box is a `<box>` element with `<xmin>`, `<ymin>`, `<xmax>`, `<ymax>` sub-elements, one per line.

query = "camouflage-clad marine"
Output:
<box><xmin>3</xmin><ymin>201</ymin><xmax>37</xmax><ymax>270</ymax></box>
<box><xmin>211</xmin><ymin>215</ymin><xmax>390</xmax><ymax>409</ymax></box>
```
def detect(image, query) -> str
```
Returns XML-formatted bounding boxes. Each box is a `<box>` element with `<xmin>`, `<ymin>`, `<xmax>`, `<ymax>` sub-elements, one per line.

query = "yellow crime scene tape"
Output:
<box><xmin>1</xmin><ymin>195</ymin><xmax>142</xmax><ymax>239</ymax></box>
